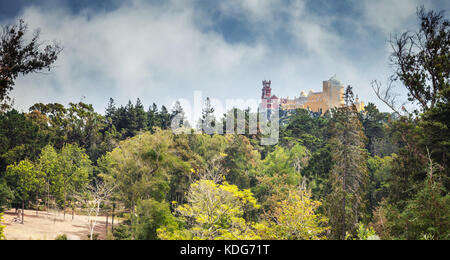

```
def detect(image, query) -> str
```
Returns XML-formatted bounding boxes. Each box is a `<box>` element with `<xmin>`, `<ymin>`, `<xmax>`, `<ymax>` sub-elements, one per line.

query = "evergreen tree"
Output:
<box><xmin>105</xmin><ymin>98</ymin><xmax>117</xmax><ymax>121</ymax></box>
<box><xmin>198</xmin><ymin>97</ymin><xmax>216</xmax><ymax>134</ymax></box>
<box><xmin>170</xmin><ymin>101</ymin><xmax>188</xmax><ymax>129</ymax></box>
<box><xmin>147</xmin><ymin>103</ymin><xmax>160</xmax><ymax>132</ymax></box>
<box><xmin>160</xmin><ymin>106</ymin><xmax>170</xmax><ymax>130</ymax></box>
<box><xmin>326</xmin><ymin>86</ymin><xmax>369</xmax><ymax>240</ymax></box>
<box><xmin>135</xmin><ymin>98</ymin><xmax>148</xmax><ymax>133</ymax></box>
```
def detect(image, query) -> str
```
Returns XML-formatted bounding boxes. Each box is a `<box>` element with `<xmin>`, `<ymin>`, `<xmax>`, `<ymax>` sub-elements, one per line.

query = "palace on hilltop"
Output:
<box><xmin>260</xmin><ymin>75</ymin><xmax>365</xmax><ymax>114</ymax></box>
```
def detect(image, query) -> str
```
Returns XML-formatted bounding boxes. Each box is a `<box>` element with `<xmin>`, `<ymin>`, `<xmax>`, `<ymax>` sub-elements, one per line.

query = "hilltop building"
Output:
<box><xmin>261</xmin><ymin>76</ymin><xmax>365</xmax><ymax>114</ymax></box>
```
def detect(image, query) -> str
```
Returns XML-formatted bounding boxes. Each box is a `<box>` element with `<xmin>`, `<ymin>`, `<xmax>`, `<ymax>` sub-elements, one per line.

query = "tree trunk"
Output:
<box><xmin>36</xmin><ymin>190</ymin><xmax>39</xmax><ymax>216</ymax></box>
<box><xmin>47</xmin><ymin>181</ymin><xmax>50</xmax><ymax>213</ymax></box>
<box><xmin>63</xmin><ymin>187</ymin><xmax>66</xmax><ymax>220</ymax></box>
<box><xmin>111</xmin><ymin>203</ymin><xmax>115</xmax><ymax>233</ymax></box>
<box><xmin>106</xmin><ymin>213</ymin><xmax>109</xmax><ymax>234</ymax></box>
<box><xmin>21</xmin><ymin>200</ymin><xmax>24</xmax><ymax>224</ymax></box>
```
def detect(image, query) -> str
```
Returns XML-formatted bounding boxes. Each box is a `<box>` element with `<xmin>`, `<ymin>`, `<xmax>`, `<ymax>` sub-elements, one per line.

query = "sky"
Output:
<box><xmin>0</xmin><ymin>0</ymin><xmax>449</xmax><ymax>115</ymax></box>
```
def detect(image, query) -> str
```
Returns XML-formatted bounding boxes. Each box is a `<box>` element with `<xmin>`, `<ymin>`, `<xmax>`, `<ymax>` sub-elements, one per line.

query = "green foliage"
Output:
<box><xmin>132</xmin><ymin>199</ymin><xmax>179</xmax><ymax>240</ymax></box>
<box><xmin>105</xmin><ymin>130</ymin><xmax>183</xmax><ymax>210</ymax></box>
<box><xmin>254</xmin><ymin>144</ymin><xmax>308</xmax><ymax>212</ymax></box>
<box><xmin>383</xmin><ymin>174</ymin><xmax>450</xmax><ymax>240</ymax></box>
<box><xmin>113</xmin><ymin>224</ymin><xmax>133</xmax><ymax>240</ymax></box>
<box><xmin>388</xmin><ymin>149</ymin><xmax>427</xmax><ymax>210</ymax></box>
<box><xmin>359</xmin><ymin>103</ymin><xmax>393</xmax><ymax>156</ymax></box>
<box><xmin>325</xmin><ymin>93</ymin><xmax>369</xmax><ymax>240</ymax></box>
<box><xmin>158</xmin><ymin>180</ymin><xmax>262</xmax><ymax>240</ymax></box>
<box><xmin>280</xmin><ymin>108</ymin><xmax>327</xmax><ymax>152</ymax></box>
<box><xmin>0</xmin><ymin>109</ymin><xmax>49</xmax><ymax>171</ymax></box>
<box><xmin>5</xmin><ymin>159</ymin><xmax>43</xmax><ymax>202</ymax></box>
<box><xmin>352</xmin><ymin>223</ymin><xmax>380</xmax><ymax>240</ymax></box>
<box><xmin>260</xmin><ymin>188</ymin><xmax>329</xmax><ymax>240</ymax></box>
<box><xmin>223</xmin><ymin>134</ymin><xmax>260</xmax><ymax>189</ymax></box>
<box><xmin>367</xmin><ymin>155</ymin><xmax>392</xmax><ymax>214</ymax></box>
<box><xmin>0</xmin><ymin>180</ymin><xmax>14</xmax><ymax>212</ymax></box>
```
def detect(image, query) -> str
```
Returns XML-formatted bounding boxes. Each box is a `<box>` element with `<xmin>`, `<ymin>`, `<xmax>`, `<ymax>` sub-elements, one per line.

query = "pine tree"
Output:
<box><xmin>198</xmin><ymin>97</ymin><xmax>216</xmax><ymax>134</ymax></box>
<box><xmin>160</xmin><ymin>106</ymin><xmax>170</xmax><ymax>130</ymax></box>
<box><xmin>147</xmin><ymin>103</ymin><xmax>160</xmax><ymax>132</ymax></box>
<box><xmin>170</xmin><ymin>101</ymin><xmax>188</xmax><ymax>128</ymax></box>
<box><xmin>326</xmin><ymin>86</ymin><xmax>369</xmax><ymax>240</ymax></box>
<box><xmin>135</xmin><ymin>98</ymin><xmax>148</xmax><ymax>133</ymax></box>
<box><xmin>105</xmin><ymin>98</ymin><xmax>117</xmax><ymax>121</ymax></box>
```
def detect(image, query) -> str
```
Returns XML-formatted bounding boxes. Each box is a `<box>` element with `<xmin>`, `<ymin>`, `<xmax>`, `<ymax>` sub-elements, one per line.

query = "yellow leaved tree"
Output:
<box><xmin>260</xmin><ymin>188</ymin><xmax>329</xmax><ymax>240</ymax></box>
<box><xmin>0</xmin><ymin>213</ymin><xmax>6</xmax><ymax>240</ymax></box>
<box><xmin>157</xmin><ymin>179</ymin><xmax>264</xmax><ymax>240</ymax></box>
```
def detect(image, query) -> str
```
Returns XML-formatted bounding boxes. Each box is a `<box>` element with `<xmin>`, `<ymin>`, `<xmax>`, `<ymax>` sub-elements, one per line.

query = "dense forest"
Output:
<box><xmin>0</xmin><ymin>7</ymin><xmax>448</xmax><ymax>240</ymax></box>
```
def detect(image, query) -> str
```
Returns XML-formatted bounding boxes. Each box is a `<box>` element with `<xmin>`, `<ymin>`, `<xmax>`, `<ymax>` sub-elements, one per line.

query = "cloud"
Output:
<box><xmin>6</xmin><ymin>0</ymin><xmax>446</xmax><ymax>114</ymax></box>
<box><xmin>12</xmin><ymin>0</ymin><xmax>268</xmax><ymax>113</ymax></box>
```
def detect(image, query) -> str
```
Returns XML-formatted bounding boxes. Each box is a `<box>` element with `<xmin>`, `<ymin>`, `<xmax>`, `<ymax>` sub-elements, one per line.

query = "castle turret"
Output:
<box><xmin>261</xmin><ymin>80</ymin><xmax>272</xmax><ymax>99</ymax></box>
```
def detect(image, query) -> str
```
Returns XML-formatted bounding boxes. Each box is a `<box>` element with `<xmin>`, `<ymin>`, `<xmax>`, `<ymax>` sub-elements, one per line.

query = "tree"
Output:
<box><xmin>159</xmin><ymin>105</ymin><xmax>170</xmax><ymax>130</ymax></box>
<box><xmin>106</xmin><ymin>130</ymin><xmax>186</xmax><ymax>212</ymax></box>
<box><xmin>157</xmin><ymin>180</ymin><xmax>263</xmax><ymax>240</ymax></box>
<box><xmin>223</xmin><ymin>134</ymin><xmax>260</xmax><ymax>189</ymax></box>
<box><xmin>65</xmin><ymin>102</ymin><xmax>107</xmax><ymax>162</ymax></box>
<box><xmin>254</xmin><ymin>145</ymin><xmax>306</xmax><ymax>212</ymax></box>
<box><xmin>280</xmin><ymin>108</ymin><xmax>327</xmax><ymax>152</ymax></box>
<box><xmin>389</xmin><ymin>7</ymin><xmax>449</xmax><ymax>113</ymax></box>
<box><xmin>198</xmin><ymin>97</ymin><xmax>216</xmax><ymax>134</ymax></box>
<box><xmin>5</xmin><ymin>159</ymin><xmax>43</xmax><ymax>223</ymax></box>
<box><xmin>105</xmin><ymin>98</ymin><xmax>117</xmax><ymax>122</ymax></box>
<box><xmin>170</xmin><ymin>101</ymin><xmax>189</xmax><ymax>129</ymax></box>
<box><xmin>359</xmin><ymin>103</ymin><xmax>392</xmax><ymax>156</ymax></box>
<box><xmin>260</xmin><ymin>188</ymin><xmax>329</xmax><ymax>240</ymax></box>
<box><xmin>0</xmin><ymin>20</ymin><xmax>61</xmax><ymax>107</ymax></box>
<box><xmin>36</xmin><ymin>145</ymin><xmax>59</xmax><ymax>212</ymax></box>
<box><xmin>366</xmin><ymin>155</ymin><xmax>392</xmax><ymax>214</ymax></box>
<box><xmin>0</xmin><ymin>109</ymin><xmax>49</xmax><ymax>172</ymax></box>
<box><xmin>326</xmin><ymin>86</ymin><xmax>369</xmax><ymax>240</ymax></box>
<box><xmin>135</xmin><ymin>98</ymin><xmax>148</xmax><ymax>133</ymax></box>
<box><xmin>0</xmin><ymin>180</ymin><xmax>14</xmax><ymax>212</ymax></box>
<box><xmin>58</xmin><ymin>144</ymin><xmax>92</xmax><ymax>219</ymax></box>
<box><xmin>132</xmin><ymin>199</ymin><xmax>179</xmax><ymax>240</ymax></box>
<box><xmin>379</xmin><ymin>153</ymin><xmax>450</xmax><ymax>240</ymax></box>
<box><xmin>75</xmin><ymin>180</ymin><xmax>115</xmax><ymax>240</ymax></box>
<box><xmin>147</xmin><ymin>103</ymin><xmax>160</xmax><ymax>132</ymax></box>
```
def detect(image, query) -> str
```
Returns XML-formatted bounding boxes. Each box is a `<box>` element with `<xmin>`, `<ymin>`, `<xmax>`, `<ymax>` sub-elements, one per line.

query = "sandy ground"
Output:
<box><xmin>1</xmin><ymin>209</ymin><xmax>118</xmax><ymax>240</ymax></box>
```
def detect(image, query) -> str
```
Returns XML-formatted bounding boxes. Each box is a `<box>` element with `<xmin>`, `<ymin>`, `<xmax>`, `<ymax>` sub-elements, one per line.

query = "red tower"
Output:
<box><xmin>260</xmin><ymin>80</ymin><xmax>278</xmax><ymax>109</ymax></box>
<box><xmin>262</xmin><ymin>80</ymin><xmax>272</xmax><ymax>99</ymax></box>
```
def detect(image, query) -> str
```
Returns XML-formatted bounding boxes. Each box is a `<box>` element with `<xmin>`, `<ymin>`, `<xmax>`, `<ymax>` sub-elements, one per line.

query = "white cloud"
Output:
<box><xmin>7</xmin><ymin>0</ymin><xmax>441</xmax><ymax>114</ymax></box>
<box><xmin>357</xmin><ymin>0</ymin><xmax>434</xmax><ymax>36</ymax></box>
<box><xmin>12</xmin><ymin>1</ymin><xmax>268</xmax><ymax>112</ymax></box>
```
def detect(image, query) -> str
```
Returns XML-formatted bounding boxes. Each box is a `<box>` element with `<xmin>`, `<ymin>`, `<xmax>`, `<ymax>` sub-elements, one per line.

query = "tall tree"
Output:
<box><xmin>135</xmin><ymin>98</ymin><xmax>148</xmax><ymax>133</ymax></box>
<box><xmin>147</xmin><ymin>103</ymin><xmax>160</xmax><ymax>132</ymax></box>
<box><xmin>58</xmin><ymin>144</ymin><xmax>92</xmax><ymax>219</ymax></box>
<box><xmin>326</xmin><ymin>86</ymin><xmax>369</xmax><ymax>240</ymax></box>
<box><xmin>198</xmin><ymin>97</ymin><xmax>216</xmax><ymax>134</ymax></box>
<box><xmin>159</xmin><ymin>105</ymin><xmax>170</xmax><ymax>130</ymax></box>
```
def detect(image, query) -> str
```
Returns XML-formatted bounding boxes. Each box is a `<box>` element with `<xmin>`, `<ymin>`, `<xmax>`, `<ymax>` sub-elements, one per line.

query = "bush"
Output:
<box><xmin>0</xmin><ymin>213</ymin><xmax>6</xmax><ymax>240</ymax></box>
<box><xmin>113</xmin><ymin>224</ymin><xmax>133</xmax><ymax>240</ymax></box>
<box><xmin>87</xmin><ymin>233</ymin><xmax>100</xmax><ymax>240</ymax></box>
<box><xmin>55</xmin><ymin>234</ymin><xmax>68</xmax><ymax>240</ymax></box>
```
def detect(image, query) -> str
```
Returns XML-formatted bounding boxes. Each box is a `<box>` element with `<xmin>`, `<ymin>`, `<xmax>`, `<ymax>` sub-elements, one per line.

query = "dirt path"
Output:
<box><xmin>1</xmin><ymin>209</ymin><xmax>117</xmax><ymax>240</ymax></box>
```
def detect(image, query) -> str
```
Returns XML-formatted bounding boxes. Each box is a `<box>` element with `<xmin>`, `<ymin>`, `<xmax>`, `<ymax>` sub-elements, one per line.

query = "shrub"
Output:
<box><xmin>55</xmin><ymin>234</ymin><xmax>68</xmax><ymax>240</ymax></box>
